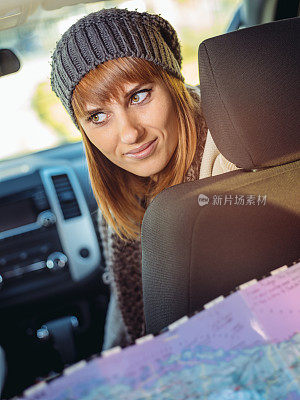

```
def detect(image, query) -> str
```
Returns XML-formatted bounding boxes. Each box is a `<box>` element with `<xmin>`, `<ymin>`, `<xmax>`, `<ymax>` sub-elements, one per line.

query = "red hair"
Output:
<box><xmin>72</xmin><ymin>57</ymin><xmax>206</xmax><ymax>241</ymax></box>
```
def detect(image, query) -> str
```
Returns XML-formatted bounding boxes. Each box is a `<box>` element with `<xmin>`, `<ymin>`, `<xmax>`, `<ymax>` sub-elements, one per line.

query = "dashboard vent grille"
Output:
<box><xmin>52</xmin><ymin>174</ymin><xmax>81</xmax><ymax>220</ymax></box>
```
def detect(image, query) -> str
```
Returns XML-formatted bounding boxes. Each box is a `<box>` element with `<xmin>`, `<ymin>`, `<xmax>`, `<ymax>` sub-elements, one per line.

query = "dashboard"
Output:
<box><xmin>0</xmin><ymin>142</ymin><xmax>109</xmax><ymax>398</ymax></box>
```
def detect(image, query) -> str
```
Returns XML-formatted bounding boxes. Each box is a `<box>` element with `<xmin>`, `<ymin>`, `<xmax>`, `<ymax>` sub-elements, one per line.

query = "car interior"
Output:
<box><xmin>0</xmin><ymin>0</ymin><xmax>299</xmax><ymax>398</ymax></box>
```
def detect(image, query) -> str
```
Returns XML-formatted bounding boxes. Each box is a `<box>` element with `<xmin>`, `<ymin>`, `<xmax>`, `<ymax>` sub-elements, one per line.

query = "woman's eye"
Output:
<box><xmin>91</xmin><ymin>112</ymin><xmax>107</xmax><ymax>124</ymax></box>
<box><xmin>131</xmin><ymin>90</ymin><xmax>150</xmax><ymax>104</ymax></box>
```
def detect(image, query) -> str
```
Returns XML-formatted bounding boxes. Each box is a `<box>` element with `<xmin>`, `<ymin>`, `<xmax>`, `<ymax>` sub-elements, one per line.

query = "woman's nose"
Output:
<box><xmin>119</xmin><ymin>113</ymin><xmax>143</xmax><ymax>144</ymax></box>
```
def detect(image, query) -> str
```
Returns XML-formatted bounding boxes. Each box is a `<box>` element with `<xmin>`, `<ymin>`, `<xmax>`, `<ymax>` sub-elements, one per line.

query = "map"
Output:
<box><xmin>17</xmin><ymin>262</ymin><xmax>300</xmax><ymax>400</ymax></box>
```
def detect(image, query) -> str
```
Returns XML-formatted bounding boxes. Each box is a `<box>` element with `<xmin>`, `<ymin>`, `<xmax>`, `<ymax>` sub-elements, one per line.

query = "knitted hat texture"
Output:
<box><xmin>50</xmin><ymin>8</ymin><xmax>184</xmax><ymax>125</ymax></box>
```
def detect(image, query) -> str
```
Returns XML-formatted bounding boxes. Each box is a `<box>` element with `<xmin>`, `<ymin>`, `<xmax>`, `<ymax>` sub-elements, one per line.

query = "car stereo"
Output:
<box><xmin>0</xmin><ymin>164</ymin><xmax>101</xmax><ymax>304</ymax></box>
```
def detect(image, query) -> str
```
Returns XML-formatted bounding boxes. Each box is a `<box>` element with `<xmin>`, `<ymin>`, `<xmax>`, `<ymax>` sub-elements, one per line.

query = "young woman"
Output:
<box><xmin>50</xmin><ymin>7</ymin><xmax>209</xmax><ymax>349</ymax></box>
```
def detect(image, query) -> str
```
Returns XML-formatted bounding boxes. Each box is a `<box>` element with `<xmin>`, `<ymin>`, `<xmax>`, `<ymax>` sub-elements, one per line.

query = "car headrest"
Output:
<box><xmin>198</xmin><ymin>17</ymin><xmax>300</xmax><ymax>170</ymax></box>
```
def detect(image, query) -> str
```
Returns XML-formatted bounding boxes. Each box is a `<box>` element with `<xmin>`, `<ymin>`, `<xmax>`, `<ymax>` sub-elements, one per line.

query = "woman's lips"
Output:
<box><xmin>125</xmin><ymin>138</ymin><xmax>158</xmax><ymax>159</ymax></box>
<box><xmin>126</xmin><ymin>139</ymin><xmax>155</xmax><ymax>154</ymax></box>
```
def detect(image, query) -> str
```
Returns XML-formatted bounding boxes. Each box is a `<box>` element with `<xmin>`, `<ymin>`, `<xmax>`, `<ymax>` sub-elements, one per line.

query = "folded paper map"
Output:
<box><xmin>16</xmin><ymin>261</ymin><xmax>300</xmax><ymax>400</ymax></box>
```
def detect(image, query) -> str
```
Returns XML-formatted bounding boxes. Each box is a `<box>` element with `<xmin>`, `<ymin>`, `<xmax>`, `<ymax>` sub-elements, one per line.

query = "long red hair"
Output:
<box><xmin>72</xmin><ymin>57</ymin><xmax>206</xmax><ymax>241</ymax></box>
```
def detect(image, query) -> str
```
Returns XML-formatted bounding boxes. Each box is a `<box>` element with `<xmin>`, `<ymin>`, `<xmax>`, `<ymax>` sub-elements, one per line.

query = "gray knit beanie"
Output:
<box><xmin>50</xmin><ymin>7</ymin><xmax>184</xmax><ymax>126</ymax></box>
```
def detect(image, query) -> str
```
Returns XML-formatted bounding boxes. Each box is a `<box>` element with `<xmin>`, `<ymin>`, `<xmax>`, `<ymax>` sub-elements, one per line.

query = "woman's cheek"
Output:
<box><xmin>153</xmin><ymin>95</ymin><xmax>175</xmax><ymax>130</ymax></box>
<box><xmin>94</xmin><ymin>134</ymin><xmax>118</xmax><ymax>157</ymax></box>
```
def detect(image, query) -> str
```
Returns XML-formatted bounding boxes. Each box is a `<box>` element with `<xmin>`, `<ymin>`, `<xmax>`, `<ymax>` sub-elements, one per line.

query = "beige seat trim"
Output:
<box><xmin>200</xmin><ymin>130</ymin><xmax>239</xmax><ymax>179</ymax></box>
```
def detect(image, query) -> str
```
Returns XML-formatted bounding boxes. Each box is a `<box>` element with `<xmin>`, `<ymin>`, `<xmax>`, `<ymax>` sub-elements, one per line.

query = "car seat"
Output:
<box><xmin>141</xmin><ymin>17</ymin><xmax>300</xmax><ymax>335</ymax></box>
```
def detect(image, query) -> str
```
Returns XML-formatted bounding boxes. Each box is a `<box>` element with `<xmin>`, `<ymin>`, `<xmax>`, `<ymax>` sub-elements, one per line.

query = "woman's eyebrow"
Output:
<box><xmin>124</xmin><ymin>83</ymin><xmax>146</xmax><ymax>98</ymax></box>
<box><xmin>84</xmin><ymin>107</ymin><xmax>104</xmax><ymax>119</ymax></box>
<box><xmin>83</xmin><ymin>83</ymin><xmax>152</xmax><ymax>118</ymax></box>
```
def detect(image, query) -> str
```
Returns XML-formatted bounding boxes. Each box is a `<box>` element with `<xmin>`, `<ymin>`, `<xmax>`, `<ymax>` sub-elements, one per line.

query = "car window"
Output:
<box><xmin>0</xmin><ymin>0</ymin><xmax>241</xmax><ymax>162</ymax></box>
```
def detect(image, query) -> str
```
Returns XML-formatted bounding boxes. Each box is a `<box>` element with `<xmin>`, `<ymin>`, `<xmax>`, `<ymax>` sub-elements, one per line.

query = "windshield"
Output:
<box><xmin>0</xmin><ymin>0</ymin><xmax>241</xmax><ymax>161</ymax></box>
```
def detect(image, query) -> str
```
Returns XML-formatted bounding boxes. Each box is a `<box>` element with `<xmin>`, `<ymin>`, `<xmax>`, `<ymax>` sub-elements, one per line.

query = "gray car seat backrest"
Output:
<box><xmin>141</xmin><ymin>17</ymin><xmax>300</xmax><ymax>335</ymax></box>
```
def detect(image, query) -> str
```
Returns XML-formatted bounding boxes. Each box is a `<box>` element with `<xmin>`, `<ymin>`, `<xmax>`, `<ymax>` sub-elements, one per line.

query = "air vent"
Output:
<box><xmin>51</xmin><ymin>174</ymin><xmax>81</xmax><ymax>220</ymax></box>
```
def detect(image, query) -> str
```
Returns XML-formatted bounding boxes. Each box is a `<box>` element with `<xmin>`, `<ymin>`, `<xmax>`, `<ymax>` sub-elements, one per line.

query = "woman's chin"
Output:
<box><xmin>131</xmin><ymin>162</ymin><xmax>165</xmax><ymax>178</ymax></box>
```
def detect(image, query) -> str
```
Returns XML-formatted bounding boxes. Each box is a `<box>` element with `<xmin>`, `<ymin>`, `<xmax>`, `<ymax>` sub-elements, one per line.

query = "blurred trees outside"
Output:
<box><xmin>31</xmin><ymin>81</ymin><xmax>79</xmax><ymax>143</ymax></box>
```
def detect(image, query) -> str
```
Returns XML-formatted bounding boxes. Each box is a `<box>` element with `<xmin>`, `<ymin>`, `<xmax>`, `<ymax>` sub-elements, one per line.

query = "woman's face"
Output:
<box><xmin>77</xmin><ymin>80</ymin><xmax>179</xmax><ymax>178</ymax></box>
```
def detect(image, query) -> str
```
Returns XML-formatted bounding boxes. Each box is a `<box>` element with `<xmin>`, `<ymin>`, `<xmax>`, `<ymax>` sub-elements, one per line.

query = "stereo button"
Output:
<box><xmin>46</xmin><ymin>252</ymin><xmax>68</xmax><ymax>271</ymax></box>
<box><xmin>38</xmin><ymin>211</ymin><xmax>56</xmax><ymax>227</ymax></box>
<box><xmin>79</xmin><ymin>248</ymin><xmax>90</xmax><ymax>259</ymax></box>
